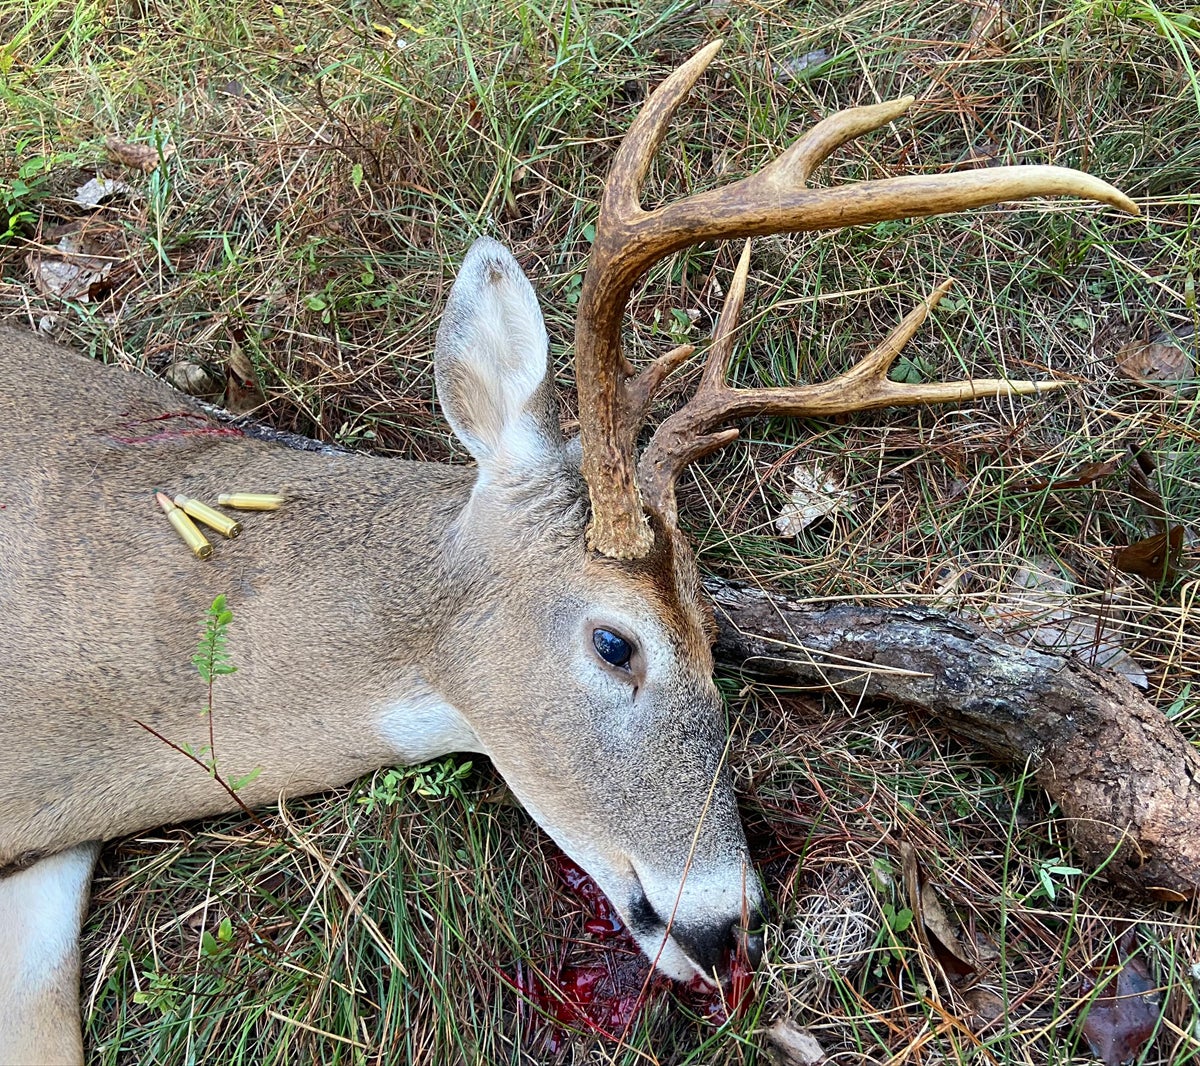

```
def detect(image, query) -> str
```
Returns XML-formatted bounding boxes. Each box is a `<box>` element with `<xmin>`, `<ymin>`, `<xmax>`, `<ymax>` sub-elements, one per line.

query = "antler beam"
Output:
<box><xmin>574</xmin><ymin>39</ymin><xmax>1139</xmax><ymax>560</ymax></box>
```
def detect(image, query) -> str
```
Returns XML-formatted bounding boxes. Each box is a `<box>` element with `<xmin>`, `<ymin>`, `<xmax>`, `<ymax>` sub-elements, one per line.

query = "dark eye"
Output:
<box><xmin>592</xmin><ymin>628</ymin><xmax>633</xmax><ymax>670</ymax></box>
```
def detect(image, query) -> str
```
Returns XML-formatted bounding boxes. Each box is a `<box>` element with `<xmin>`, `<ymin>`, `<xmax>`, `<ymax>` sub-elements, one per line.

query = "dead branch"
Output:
<box><xmin>705</xmin><ymin>576</ymin><xmax>1200</xmax><ymax>900</ymax></box>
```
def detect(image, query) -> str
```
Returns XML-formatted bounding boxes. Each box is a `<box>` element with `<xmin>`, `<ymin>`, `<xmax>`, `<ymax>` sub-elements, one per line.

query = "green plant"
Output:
<box><xmin>135</xmin><ymin>595</ymin><xmax>262</xmax><ymax>812</ymax></box>
<box><xmin>357</xmin><ymin>758</ymin><xmax>474</xmax><ymax>812</ymax></box>
<box><xmin>0</xmin><ymin>142</ymin><xmax>73</xmax><ymax>242</ymax></box>
<box><xmin>1033</xmin><ymin>857</ymin><xmax>1084</xmax><ymax>902</ymax></box>
<box><xmin>131</xmin><ymin>970</ymin><xmax>181</xmax><ymax>1016</ymax></box>
<box><xmin>201</xmin><ymin>916</ymin><xmax>235</xmax><ymax>957</ymax></box>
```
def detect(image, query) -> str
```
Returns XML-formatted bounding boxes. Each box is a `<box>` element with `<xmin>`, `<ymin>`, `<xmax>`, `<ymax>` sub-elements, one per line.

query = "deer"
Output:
<box><xmin>0</xmin><ymin>40</ymin><xmax>1136</xmax><ymax>1065</ymax></box>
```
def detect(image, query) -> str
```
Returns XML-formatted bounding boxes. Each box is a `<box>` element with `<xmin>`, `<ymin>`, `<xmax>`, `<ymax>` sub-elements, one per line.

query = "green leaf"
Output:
<box><xmin>1039</xmin><ymin>868</ymin><xmax>1056</xmax><ymax>900</ymax></box>
<box><xmin>889</xmin><ymin>356</ymin><xmax>931</xmax><ymax>385</ymax></box>
<box><xmin>217</xmin><ymin>916</ymin><xmax>233</xmax><ymax>943</ymax></box>
<box><xmin>228</xmin><ymin>767</ymin><xmax>263</xmax><ymax>791</ymax></box>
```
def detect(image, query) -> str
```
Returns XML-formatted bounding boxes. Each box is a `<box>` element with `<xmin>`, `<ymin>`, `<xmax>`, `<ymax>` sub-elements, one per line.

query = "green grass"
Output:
<box><xmin>4</xmin><ymin>0</ymin><xmax>1200</xmax><ymax>1062</ymax></box>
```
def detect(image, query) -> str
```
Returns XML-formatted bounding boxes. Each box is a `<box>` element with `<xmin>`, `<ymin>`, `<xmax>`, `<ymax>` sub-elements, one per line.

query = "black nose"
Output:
<box><xmin>675</xmin><ymin>904</ymin><xmax>766</xmax><ymax>979</ymax></box>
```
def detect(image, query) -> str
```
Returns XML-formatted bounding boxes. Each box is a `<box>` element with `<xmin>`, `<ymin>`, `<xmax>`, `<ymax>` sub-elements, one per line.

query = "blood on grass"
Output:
<box><xmin>509</xmin><ymin>849</ymin><xmax>756</xmax><ymax>1054</ymax></box>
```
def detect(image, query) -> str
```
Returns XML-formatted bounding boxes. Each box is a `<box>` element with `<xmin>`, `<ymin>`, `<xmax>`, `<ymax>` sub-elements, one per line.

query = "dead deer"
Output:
<box><xmin>0</xmin><ymin>40</ymin><xmax>1135</xmax><ymax>1064</ymax></box>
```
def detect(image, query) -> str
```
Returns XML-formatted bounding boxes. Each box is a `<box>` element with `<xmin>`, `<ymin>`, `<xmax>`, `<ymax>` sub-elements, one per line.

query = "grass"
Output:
<box><xmin>3</xmin><ymin>0</ymin><xmax>1200</xmax><ymax>1062</ymax></box>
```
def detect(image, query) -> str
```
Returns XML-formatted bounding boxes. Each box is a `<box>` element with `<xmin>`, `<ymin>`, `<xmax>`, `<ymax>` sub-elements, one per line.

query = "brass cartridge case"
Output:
<box><xmin>174</xmin><ymin>494</ymin><xmax>243</xmax><ymax>538</ymax></box>
<box><xmin>216</xmin><ymin>492</ymin><xmax>285</xmax><ymax>511</ymax></box>
<box><xmin>156</xmin><ymin>492</ymin><xmax>212</xmax><ymax>560</ymax></box>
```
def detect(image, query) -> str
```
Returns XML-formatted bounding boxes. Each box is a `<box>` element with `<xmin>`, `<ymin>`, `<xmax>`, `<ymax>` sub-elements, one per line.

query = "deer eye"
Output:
<box><xmin>592</xmin><ymin>628</ymin><xmax>633</xmax><ymax>671</ymax></box>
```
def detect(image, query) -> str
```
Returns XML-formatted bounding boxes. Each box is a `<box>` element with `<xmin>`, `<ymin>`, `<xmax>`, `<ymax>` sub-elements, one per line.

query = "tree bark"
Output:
<box><xmin>704</xmin><ymin>575</ymin><xmax>1200</xmax><ymax>900</ymax></box>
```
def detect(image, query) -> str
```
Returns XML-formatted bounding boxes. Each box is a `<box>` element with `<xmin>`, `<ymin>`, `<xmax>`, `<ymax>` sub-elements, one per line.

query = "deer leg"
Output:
<box><xmin>0</xmin><ymin>843</ymin><xmax>99</xmax><ymax>1066</ymax></box>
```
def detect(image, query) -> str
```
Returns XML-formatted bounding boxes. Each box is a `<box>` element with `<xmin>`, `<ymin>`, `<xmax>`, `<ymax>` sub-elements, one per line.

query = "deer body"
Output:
<box><xmin>2</xmin><ymin>328</ymin><xmax>480</xmax><ymax>855</ymax></box>
<box><xmin>0</xmin><ymin>241</ymin><xmax>758</xmax><ymax>1064</ymax></box>
<box><xmin>0</xmin><ymin>39</ymin><xmax>1138</xmax><ymax>1065</ymax></box>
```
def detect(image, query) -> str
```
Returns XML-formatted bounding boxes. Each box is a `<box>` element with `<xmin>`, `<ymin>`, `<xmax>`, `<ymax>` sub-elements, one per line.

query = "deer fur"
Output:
<box><xmin>0</xmin><ymin>238</ymin><xmax>763</xmax><ymax>1064</ymax></box>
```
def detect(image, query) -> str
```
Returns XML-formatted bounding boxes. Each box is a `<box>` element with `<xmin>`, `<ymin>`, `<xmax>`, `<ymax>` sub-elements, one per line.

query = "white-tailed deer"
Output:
<box><xmin>0</xmin><ymin>40</ymin><xmax>1135</xmax><ymax>1064</ymax></box>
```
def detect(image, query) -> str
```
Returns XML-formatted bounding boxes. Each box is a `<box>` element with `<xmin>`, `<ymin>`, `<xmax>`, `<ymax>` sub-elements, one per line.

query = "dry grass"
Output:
<box><xmin>3</xmin><ymin>0</ymin><xmax>1200</xmax><ymax>1062</ymax></box>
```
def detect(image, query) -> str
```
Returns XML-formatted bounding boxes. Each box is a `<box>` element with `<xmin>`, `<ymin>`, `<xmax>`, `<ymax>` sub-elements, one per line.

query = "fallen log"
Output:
<box><xmin>704</xmin><ymin>575</ymin><xmax>1200</xmax><ymax>900</ymax></box>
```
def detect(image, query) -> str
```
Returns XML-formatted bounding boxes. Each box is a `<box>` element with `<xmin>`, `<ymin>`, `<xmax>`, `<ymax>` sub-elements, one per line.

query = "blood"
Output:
<box><xmin>549</xmin><ymin>853</ymin><xmax>625</xmax><ymax>940</ymax></box>
<box><xmin>511</xmin><ymin>850</ymin><xmax>756</xmax><ymax>1053</ymax></box>
<box><xmin>102</xmin><ymin>411</ymin><xmax>244</xmax><ymax>445</ymax></box>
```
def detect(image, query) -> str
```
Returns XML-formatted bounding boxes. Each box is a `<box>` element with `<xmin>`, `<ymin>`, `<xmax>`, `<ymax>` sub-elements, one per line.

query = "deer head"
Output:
<box><xmin>428</xmin><ymin>39</ymin><xmax>1135</xmax><ymax>984</ymax></box>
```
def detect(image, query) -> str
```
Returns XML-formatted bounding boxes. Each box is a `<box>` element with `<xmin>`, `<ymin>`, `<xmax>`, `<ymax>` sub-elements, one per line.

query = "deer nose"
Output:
<box><xmin>674</xmin><ymin>904</ymin><xmax>766</xmax><ymax>979</ymax></box>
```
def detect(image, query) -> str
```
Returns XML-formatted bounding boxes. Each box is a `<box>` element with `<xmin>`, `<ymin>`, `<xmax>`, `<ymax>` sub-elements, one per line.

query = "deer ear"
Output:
<box><xmin>435</xmin><ymin>238</ymin><xmax>562</xmax><ymax>474</ymax></box>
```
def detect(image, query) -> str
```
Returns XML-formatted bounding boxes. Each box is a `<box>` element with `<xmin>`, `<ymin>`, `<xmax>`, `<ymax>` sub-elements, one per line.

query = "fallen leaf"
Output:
<box><xmin>983</xmin><ymin>558</ymin><xmax>1147</xmax><ymax>687</ymax></box>
<box><xmin>1078</xmin><ymin>931</ymin><xmax>1160</xmax><ymax>1065</ymax></box>
<box><xmin>1014</xmin><ymin>454</ymin><xmax>1125</xmax><ymax>492</ymax></box>
<box><xmin>775</xmin><ymin>463</ymin><xmax>853</xmax><ymax>536</ymax></box>
<box><xmin>764</xmin><ymin>1018</ymin><xmax>825</xmax><ymax>1065</ymax></box>
<box><xmin>963</xmin><ymin>987</ymin><xmax>1006</xmax><ymax>1031</ymax></box>
<box><xmin>225</xmin><ymin>339</ymin><xmax>255</xmax><ymax>384</ymax></box>
<box><xmin>1116</xmin><ymin>325</ymin><xmax>1196</xmax><ymax>394</ymax></box>
<box><xmin>164</xmin><ymin>361</ymin><xmax>219</xmax><ymax>398</ymax></box>
<box><xmin>72</xmin><ymin>176</ymin><xmax>133</xmax><ymax>208</ymax></box>
<box><xmin>916</xmin><ymin>881</ymin><xmax>975</xmax><ymax>979</ymax></box>
<box><xmin>222</xmin><ymin>375</ymin><xmax>266</xmax><ymax>416</ymax></box>
<box><xmin>902</xmin><ymin>843</ymin><xmax>975</xmax><ymax>988</ymax></box>
<box><xmin>964</xmin><ymin>0</ymin><xmax>1011</xmax><ymax>52</ymax></box>
<box><xmin>1127</xmin><ymin>446</ymin><xmax>1168</xmax><ymax>523</ymax></box>
<box><xmin>106</xmin><ymin>136</ymin><xmax>175</xmax><ymax>173</ymax></box>
<box><xmin>26</xmin><ymin>231</ymin><xmax>112</xmax><ymax>301</ymax></box>
<box><xmin>773</xmin><ymin>49</ymin><xmax>837</xmax><ymax>86</ymax></box>
<box><xmin>1114</xmin><ymin>528</ymin><xmax>1184</xmax><ymax>584</ymax></box>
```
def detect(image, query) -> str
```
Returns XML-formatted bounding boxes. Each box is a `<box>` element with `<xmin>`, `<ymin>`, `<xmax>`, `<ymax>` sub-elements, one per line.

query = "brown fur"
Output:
<box><xmin>1</xmin><ymin>330</ymin><xmax>472</xmax><ymax>862</ymax></box>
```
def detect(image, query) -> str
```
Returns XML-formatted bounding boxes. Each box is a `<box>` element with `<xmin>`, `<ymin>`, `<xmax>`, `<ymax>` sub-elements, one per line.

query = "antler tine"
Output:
<box><xmin>638</xmin><ymin>241</ymin><xmax>752</xmax><ymax>526</ymax></box>
<box><xmin>576</xmin><ymin>38</ymin><xmax>1139</xmax><ymax>561</ymax></box>
<box><xmin>640</xmin><ymin>248</ymin><xmax>1071</xmax><ymax>521</ymax></box>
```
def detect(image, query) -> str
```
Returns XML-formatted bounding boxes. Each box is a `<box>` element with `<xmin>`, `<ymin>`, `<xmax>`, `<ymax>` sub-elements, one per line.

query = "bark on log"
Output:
<box><xmin>704</xmin><ymin>575</ymin><xmax>1200</xmax><ymax>900</ymax></box>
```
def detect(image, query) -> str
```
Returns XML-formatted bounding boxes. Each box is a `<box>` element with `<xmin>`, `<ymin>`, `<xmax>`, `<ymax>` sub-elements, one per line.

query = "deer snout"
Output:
<box><xmin>672</xmin><ymin>904</ymin><xmax>766</xmax><ymax>980</ymax></box>
<box><xmin>628</xmin><ymin>878</ymin><xmax>766</xmax><ymax>985</ymax></box>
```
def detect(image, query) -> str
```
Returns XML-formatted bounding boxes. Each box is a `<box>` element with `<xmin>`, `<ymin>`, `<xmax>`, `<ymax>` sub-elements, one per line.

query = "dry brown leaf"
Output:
<box><xmin>222</xmin><ymin>339</ymin><xmax>266</xmax><ymax>414</ymax></box>
<box><xmin>963</xmin><ymin>987</ymin><xmax>1006</xmax><ymax>1030</ymax></box>
<box><xmin>105</xmin><ymin>136</ymin><xmax>175</xmax><ymax>173</ymax></box>
<box><xmin>1014</xmin><ymin>454</ymin><xmax>1125</xmax><ymax>492</ymax></box>
<box><xmin>1117</xmin><ymin>446</ymin><xmax>1186</xmax><ymax>583</ymax></box>
<box><xmin>902</xmin><ymin>843</ymin><xmax>975</xmax><ymax>987</ymax></box>
<box><xmin>916</xmin><ymin>882</ymin><xmax>975</xmax><ymax>979</ymax></box>
<box><xmin>1127</xmin><ymin>446</ymin><xmax>1168</xmax><ymax>523</ymax></box>
<box><xmin>964</xmin><ymin>0</ymin><xmax>1011</xmax><ymax>52</ymax></box>
<box><xmin>1116</xmin><ymin>325</ymin><xmax>1196</xmax><ymax>393</ymax></box>
<box><xmin>1114</xmin><ymin>528</ymin><xmax>1184</xmax><ymax>584</ymax></box>
<box><xmin>1079</xmin><ymin>930</ymin><xmax>1160</xmax><ymax>1066</ymax></box>
<box><xmin>223</xmin><ymin>375</ymin><xmax>266</xmax><ymax>416</ymax></box>
<box><xmin>225</xmin><ymin>339</ymin><xmax>255</xmax><ymax>384</ymax></box>
<box><xmin>775</xmin><ymin>463</ymin><xmax>853</xmax><ymax>536</ymax></box>
<box><xmin>26</xmin><ymin>231</ymin><xmax>112</xmax><ymax>301</ymax></box>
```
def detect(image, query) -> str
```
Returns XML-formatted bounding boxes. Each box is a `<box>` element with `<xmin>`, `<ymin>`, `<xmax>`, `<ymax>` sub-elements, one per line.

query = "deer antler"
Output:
<box><xmin>639</xmin><ymin>243</ymin><xmax>1049</xmax><ymax>523</ymax></box>
<box><xmin>575</xmin><ymin>39</ymin><xmax>1139</xmax><ymax>560</ymax></box>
